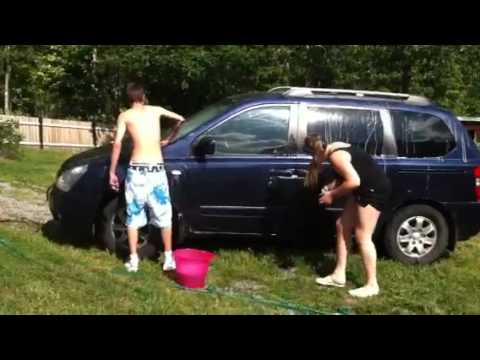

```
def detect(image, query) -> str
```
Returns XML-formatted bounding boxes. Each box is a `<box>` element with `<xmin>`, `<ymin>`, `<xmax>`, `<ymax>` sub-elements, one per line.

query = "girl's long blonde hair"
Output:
<box><xmin>304</xmin><ymin>135</ymin><xmax>328</xmax><ymax>190</ymax></box>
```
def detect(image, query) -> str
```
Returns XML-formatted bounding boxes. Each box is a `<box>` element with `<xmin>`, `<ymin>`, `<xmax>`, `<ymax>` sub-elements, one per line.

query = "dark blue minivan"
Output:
<box><xmin>48</xmin><ymin>87</ymin><xmax>480</xmax><ymax>265</ymax></box>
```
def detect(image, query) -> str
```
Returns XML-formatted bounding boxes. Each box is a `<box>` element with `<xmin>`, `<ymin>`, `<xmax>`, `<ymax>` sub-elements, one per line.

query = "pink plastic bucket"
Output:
<box><xmin>174</xmin><ymin>249</ymin><xmax>216</xmax><ymax>289</ymax></box>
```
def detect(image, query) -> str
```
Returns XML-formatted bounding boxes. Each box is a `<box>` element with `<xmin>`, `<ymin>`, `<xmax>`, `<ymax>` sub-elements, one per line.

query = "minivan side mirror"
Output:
<box><xmin>193</xmin><ymin>137</ymin><xmax>216</xmax><ymax>157</ymax></box>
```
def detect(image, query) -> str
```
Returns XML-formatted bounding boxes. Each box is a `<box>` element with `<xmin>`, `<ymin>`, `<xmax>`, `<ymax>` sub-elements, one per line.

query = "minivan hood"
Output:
<box><xmin>59</xmin><ymin>141</ymin><xmax>177</xmax><ymax>173</ymax></box>
<box><xmin>60</xmin><ymin>145</ymin><xmax>115</xmax><ymax>172</ymax></box>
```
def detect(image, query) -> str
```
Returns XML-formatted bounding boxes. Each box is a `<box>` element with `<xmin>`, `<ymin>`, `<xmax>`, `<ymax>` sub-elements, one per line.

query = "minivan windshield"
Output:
<box><xmin>171</xmin><ymin>99</ymin><xmax>235</xmax><ymax>142</ymax></box>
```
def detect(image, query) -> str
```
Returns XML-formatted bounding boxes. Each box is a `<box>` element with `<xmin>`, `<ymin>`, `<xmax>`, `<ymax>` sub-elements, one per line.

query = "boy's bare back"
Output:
<box><xmin>122</xmin><ymin>106</ymin><xmax>164</xmax><ymax>163</ymax></box>
<box><xmin>116</xmin><ymin>105</ymin><xmax>185</xmax><ymax>164</ymax></box>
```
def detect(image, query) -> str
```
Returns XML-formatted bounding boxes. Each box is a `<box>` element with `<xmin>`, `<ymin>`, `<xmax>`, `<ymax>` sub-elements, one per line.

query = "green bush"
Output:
<box><xmin>0</xmin><ymin>119</ymin><xmax>23</xmax><ymax>159</ymax></box>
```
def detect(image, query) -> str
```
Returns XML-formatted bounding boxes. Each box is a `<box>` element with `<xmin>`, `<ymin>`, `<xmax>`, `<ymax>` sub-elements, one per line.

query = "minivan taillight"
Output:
<box><xmin>474</xmin><ymin>167</ymin><xmax>480</xmax><ymax>201</ymax></box>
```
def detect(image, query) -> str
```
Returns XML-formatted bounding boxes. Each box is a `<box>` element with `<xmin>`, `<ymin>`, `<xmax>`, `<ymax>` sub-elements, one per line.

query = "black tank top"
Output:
<box><xmin>329</xmin><ymin>146</ymin><xmax>390</xmax><ymax>194</ymax></box>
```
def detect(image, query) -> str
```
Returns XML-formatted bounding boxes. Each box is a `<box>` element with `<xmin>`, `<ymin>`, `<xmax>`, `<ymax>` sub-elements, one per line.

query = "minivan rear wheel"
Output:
<box><xmin>384</xmin><ymin>205</ymin><xmax>449</xmax><ymax>265</ymax></box>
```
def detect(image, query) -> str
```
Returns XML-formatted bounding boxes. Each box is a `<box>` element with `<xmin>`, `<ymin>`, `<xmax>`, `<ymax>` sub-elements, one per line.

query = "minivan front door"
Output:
<box><xmin>184</xmin><ymin>104</ymin><xmax>299</xmax><ymax>236</ymax></box>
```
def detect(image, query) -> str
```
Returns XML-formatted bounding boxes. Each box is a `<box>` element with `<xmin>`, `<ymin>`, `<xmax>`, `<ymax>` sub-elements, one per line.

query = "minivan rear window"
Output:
<box><xmin>305</xmin><ymin>107</ymin><xmax>384</xmax><ymax>156</ymax></box>
<box><xmin>390</xmin><ymin>110</ymin><xmax>456</xmax><ymax>158</ymax></box>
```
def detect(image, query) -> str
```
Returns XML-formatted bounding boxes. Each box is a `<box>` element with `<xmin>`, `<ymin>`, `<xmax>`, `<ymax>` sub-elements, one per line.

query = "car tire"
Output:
<box><xmin>384</xmin><ymin>205</ymin><xmax>449</xmax><ymax>265</ymax></box>
<box><xmin>95</xmin><ymin>197</ymin><xmax>158</xmax><ymax>260</ymax></box>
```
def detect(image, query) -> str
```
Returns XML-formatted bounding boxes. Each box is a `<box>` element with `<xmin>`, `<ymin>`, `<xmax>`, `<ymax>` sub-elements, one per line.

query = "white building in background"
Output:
<box><xmin>459</xmin><ymin>117</ymin><xmax>480</xmax><ymax>144</ymax></box>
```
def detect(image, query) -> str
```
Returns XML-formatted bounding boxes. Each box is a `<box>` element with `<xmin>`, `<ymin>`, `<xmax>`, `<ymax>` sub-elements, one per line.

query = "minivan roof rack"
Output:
<box><xmin>458</xmin><ymin>116</ymin><xmax>480</xmax><ymax>123</ymax></box>
<box><xmin>268</xmin><ymin>86</ymin><xmax>432</xmax><ymax>105</ymax></box>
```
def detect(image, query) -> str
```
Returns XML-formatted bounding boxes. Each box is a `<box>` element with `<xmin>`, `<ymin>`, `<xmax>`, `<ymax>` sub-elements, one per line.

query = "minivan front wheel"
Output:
<box><xmin>384</xmin><ymin>205</ymin><xmax>449</xmax><ymax>265</ymax></box>
<box><xmin>95</xmin><ymin>197</ymin><xmax>158</xmax><ymax>260</ymax></box>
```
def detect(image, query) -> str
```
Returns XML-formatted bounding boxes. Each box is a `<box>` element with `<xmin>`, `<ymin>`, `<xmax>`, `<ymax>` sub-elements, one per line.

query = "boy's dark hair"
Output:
<box><xmin>127</xmin><ymin>82</ymin><xmax>145</xmax><ymax>104</ymax></box>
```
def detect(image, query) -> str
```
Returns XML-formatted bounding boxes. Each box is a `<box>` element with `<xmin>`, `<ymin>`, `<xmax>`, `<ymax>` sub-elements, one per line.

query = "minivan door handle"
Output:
<box><xmin>170</xmin><ymin>170</ymin><xmax>183</xmax><ymax>187</ymax></box>
<box><xmin>269</xmin><ymin>169</ymin><xmax>307</xmax><ymax>179</ymax></box>
<box><xmin>270</xmin><ymin>169</ymin><xmax>297</xmax><ymax>178</ymax></box>
<box><xmin>275</xmin><ymin>170</ymin><xmax>294</xmax><ymax>177</ymax></box>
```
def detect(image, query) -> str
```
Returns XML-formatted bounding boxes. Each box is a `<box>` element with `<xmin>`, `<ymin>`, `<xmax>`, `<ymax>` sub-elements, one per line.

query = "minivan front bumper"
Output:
<box><xmin>47</xmin><ymin>185</ymin><xmax>60</xmax><ymax>221</ymax></box>
<box><xmin>47</xmin><ymin>183</ymin><xmax>97</xmax><ymax>240</ymax></box>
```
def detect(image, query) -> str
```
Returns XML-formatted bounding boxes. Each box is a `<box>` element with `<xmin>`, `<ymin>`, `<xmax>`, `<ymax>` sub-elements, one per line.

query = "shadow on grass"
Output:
<box><xmin>41</xmin><ymin>220</ymin><xmax>99</xmax><ymax>251</ymax></box>
<box><xmin>42</xmin><ymin>221</ymin><xmax>341</xmax><ymax>277</ymax></box>
<box><xmin>41</xmin><ymin>211</ymin><xmax>344</xmax><ymax>278</ymax></box>
<box><xmin>42</xmin><ymin>218</ymin><xmax>389</xmax><ymax>287</ymax></box>
<box><xmin>179</xmin><ymin>230</ymin><xmax>338</xmax><ymax>276</ymax></box>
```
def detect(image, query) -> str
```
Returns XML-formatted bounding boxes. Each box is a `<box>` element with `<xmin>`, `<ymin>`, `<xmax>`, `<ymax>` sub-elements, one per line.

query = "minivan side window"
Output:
<box><xmin>390</xmin><ymin>110</ymin><xmax>456</xmax><ymax>158</ymax></box>
<box><xmin>305</xmin><ymin>107</ymin><xmax>384</xmax><ymax>156</ymax></box>
<box><xmin>204</xmin><ymin>106</ymin><xmax>291</xmax><ymax>155</ymax></box>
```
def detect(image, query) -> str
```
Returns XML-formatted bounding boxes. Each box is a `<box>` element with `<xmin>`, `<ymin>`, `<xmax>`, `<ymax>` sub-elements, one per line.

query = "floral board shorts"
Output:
<box><xmin>125</xmin><ymin>162</ymin><xmax>172</xmax><ymax>229</ymax></box>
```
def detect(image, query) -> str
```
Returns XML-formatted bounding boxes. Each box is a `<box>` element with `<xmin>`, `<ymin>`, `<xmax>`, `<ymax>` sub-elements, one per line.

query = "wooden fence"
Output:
<box><xmin>0</xmin><ymin>115</ymin><xmax>115</xmax><ymax>149</ymax></box>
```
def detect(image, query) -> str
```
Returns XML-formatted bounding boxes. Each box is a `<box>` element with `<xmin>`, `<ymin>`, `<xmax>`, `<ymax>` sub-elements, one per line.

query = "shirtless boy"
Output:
<box><xmin>109</xmin><ymin>83</ymin><xmax>185</xmax><ymax>273</ymax></box>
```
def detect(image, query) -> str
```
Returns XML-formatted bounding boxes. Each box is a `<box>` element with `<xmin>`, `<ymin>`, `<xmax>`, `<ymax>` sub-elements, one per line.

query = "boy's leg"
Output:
<box><xmin>161</xmin><ymin>227</ymin><xmax>173</xmax><ymax>253</ymax></box>
<box><xmin>149</xmin><ymin>169</ymin><xmax>175</xmax><ymax>271</ymax></box>
<box><xmin>125</xmin><ymin>227</ymin><xmax>140</xmax><ymax>272</ymax></box>
<box><xmin>125</xmin><ymin>169</ymin><xmax>148</xmax><ymax>272</ymax></box>
<box><xmin>161</xmin><ymin>227</ymin><xmax>176</xmax><ymax>271</ymax></box>
<box><xmin>128</xmin><ymin>227</ymin><xmax>140</xmax><ymax>256</ymax></box>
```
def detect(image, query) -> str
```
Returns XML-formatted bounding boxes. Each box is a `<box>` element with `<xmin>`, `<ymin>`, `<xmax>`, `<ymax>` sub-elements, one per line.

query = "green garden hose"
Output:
<box><xmin>172</xmin><ymin>283</ymin><xmax>353</xmax><ymax>315</ymax></box>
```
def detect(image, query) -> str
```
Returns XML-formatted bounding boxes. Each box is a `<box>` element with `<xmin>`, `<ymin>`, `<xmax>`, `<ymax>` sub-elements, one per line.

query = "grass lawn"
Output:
<box><xmin>1</xmin><ymin>148</ymin><xmax>480</xmax><ymax>314</ymax></box>
<box><xmin>0</xmin><ymin>148</ymin><xmax>78</xmax><ymax>191</ymax></box>
<box><xmin>0</xmin><ymin>222</ymin><xmax>480</xmax><ymax>315</ymax></box>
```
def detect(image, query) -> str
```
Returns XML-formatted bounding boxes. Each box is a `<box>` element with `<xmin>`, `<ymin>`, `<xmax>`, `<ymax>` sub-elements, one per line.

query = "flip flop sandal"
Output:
<box><xmin>348</xmin><ymin>286</ymin><xmax>380</xmax><ymax>298</ymax></box>
<box><xmin>315</xmin><ymin>275</ymin><xmax>346</xmax><ymax>288</ymax></box>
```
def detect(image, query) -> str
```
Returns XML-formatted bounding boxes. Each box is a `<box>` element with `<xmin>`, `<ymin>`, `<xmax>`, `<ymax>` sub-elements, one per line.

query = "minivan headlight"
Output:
<box><xmin>56</xmin><ymin>165</ymin><xmax>89</xmax><ymax>192</ymax></box>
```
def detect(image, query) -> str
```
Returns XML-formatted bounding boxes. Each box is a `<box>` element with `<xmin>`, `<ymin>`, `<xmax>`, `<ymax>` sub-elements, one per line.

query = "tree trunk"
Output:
<box><xmin>399</xmin><ymin>46</ymin><xmax>412</xmax><ymax>94</ymax></box>
<box><xmin>4</xmin><ymin>45</ymin><xmax>11</xmax><ymax>115</ymax></box>
<box><xmin>401</xmin><ymin>64</ymin><xmax>411</xmax><ymax>94</ymax></box>
<box><xmin>90</xmin><ymin>46</ymin><xmax>98</xmax><ymax>120</ymax></box>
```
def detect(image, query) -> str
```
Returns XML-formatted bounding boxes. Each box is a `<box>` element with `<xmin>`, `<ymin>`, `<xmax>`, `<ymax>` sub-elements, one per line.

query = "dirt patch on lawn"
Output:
<box><xmin>0</xmin><ymin>182</ymin><xmax>51</xmax><ymax>226</ymax></box>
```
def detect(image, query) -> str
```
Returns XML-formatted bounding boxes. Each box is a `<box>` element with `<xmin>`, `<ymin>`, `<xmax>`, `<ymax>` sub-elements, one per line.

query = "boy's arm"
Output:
<box><xmin>148</xmin><ymin>105</ymin><xmax>186</xmax><ymax>123</ymax></box>
<box><xmin>161</xmin><ymin>114</ymin><xmax>186</xmax><ymax>146</ymax></box>
<box><xmin>151</xmin><ymin>106</ymin><xmax>186</xmax><ymax>146</ymax></box>
<box><xmin>109</xmin><ymin>113</ymin><xmax>127</xmax><ymax>191</ymax></box>
<box><xmin>161</xmin><ymin>126</ymin><xmax>181</xmax><ymax>147</ymax></box>
<box><xmin>162</xmin><ymin>108</ymin><xmax>186</xmax><ymax>123</ymax></box>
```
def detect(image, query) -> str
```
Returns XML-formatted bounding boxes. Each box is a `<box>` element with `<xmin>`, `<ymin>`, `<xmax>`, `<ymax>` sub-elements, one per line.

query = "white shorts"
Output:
<box><xmin>125</xmin><ymin>162</ymin><xmax>172</xmax><ymax>229</ymax></box>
